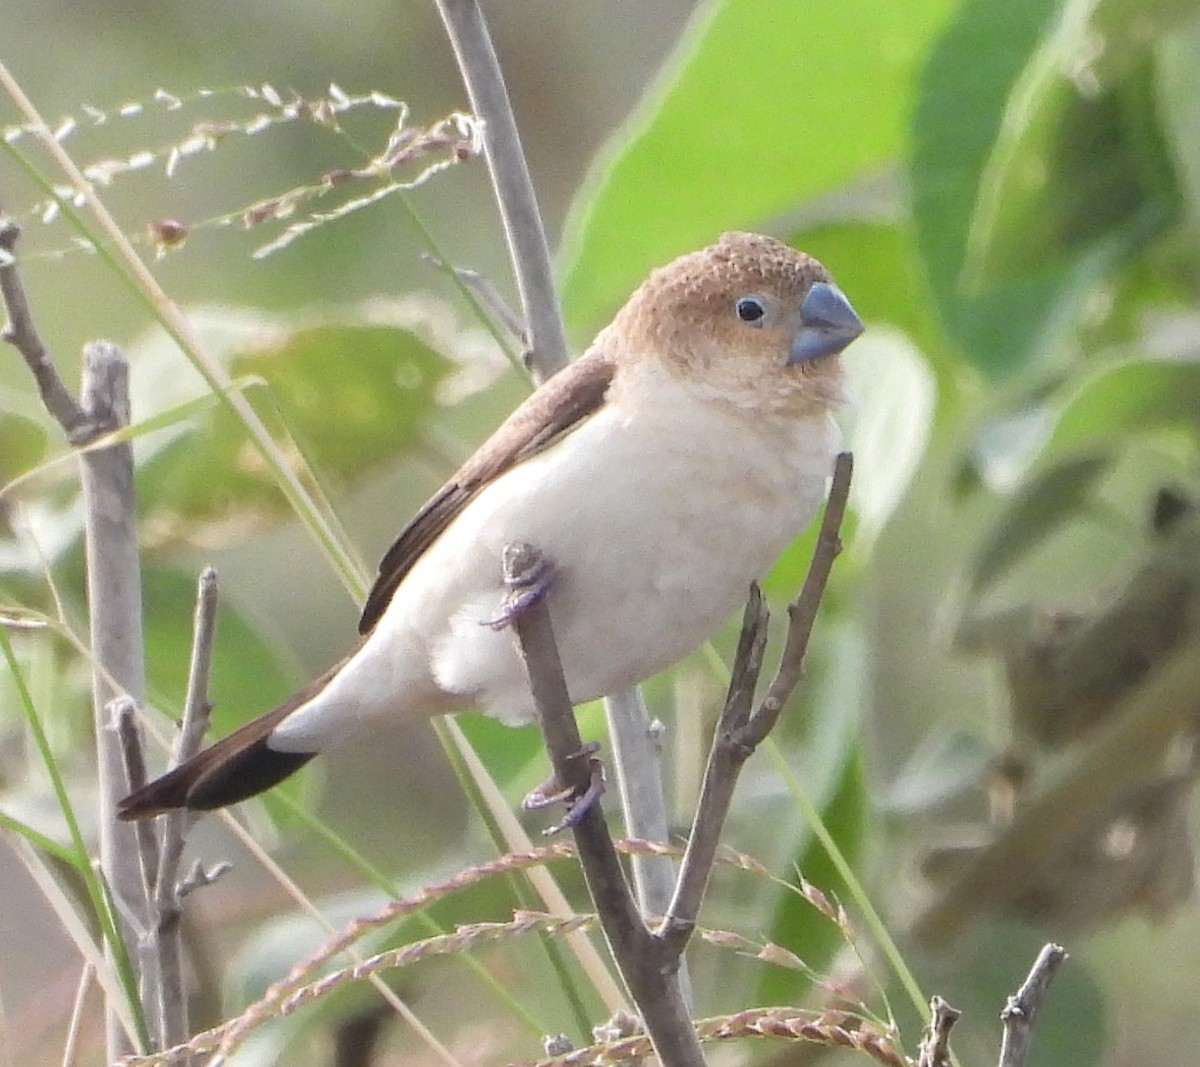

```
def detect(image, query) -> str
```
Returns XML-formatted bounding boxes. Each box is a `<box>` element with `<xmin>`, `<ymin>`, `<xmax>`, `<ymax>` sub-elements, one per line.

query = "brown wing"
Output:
<box><xmin>358</xmin><ymin>349</ymin><xmax>616</xmax><ymax>634</ymax></box>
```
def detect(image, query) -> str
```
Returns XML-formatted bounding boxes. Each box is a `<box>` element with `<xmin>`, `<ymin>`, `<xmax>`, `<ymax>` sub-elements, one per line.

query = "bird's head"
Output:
<box><xmin>606</xmin><ymin>231</ymin><xmax>863</xmax><ymax>413</ymax></box>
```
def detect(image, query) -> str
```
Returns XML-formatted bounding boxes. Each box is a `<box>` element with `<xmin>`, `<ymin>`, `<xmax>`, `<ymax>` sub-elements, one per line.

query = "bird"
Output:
<box><xmin>118</xmin><ymin>231</ymin><xmax>863</xmax><ymax>820</ymax></box>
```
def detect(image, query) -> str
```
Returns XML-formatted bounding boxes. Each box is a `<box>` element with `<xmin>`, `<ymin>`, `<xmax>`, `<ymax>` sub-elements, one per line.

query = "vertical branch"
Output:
<box><xmin>79</xmin><ymin>340</ymin><xmax>149</xmax><ymax>1061</ymax></box>
<box><xmin>432</xmin><ymin>0</ymin><xmax>569</xmax><ymax>381</ymax></box>
<box><xmin>502</xmin><ymin>543</ymin><xmax>707</xmax><ymax>1067</ymax></box>
<box><xmin>3</xmin><ymin>217</ymin><xmax>150</xmax><ymax>1055</ymax></box>
<box><xmin>434</xmin><ymin>0</ymin><xmax>679</xmax><ymax>939</ymax></box>
<box><xmin>148</xmin><ymin>566</ymin><xmax>221</xmax><ymax>1057</ymax></box>
<box><xmin>604</xmin><ymin>690</ymin><xmax>676</xmax><ymax>919</ymax></box>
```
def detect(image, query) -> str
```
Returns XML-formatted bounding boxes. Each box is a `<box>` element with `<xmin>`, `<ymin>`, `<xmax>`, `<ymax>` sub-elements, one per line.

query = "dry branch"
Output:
<box><xmin>502</xmin><ymin>542</ymin><xmax>706</xmax><ymax>1067</ymax></box>
<box><xmin>998</xmin><ymin>944</ymin><xmax>1067</xmax><ymax>1067</ymax></box>
<box><xmin>0</xmin><ymin>216</ymin><xmax>90</xmax><ymax>439</ymax></box>
<box><xmin>660</xmin><ymin>452</ymin><xmax>853</xmax><ymax>958</ymax></box>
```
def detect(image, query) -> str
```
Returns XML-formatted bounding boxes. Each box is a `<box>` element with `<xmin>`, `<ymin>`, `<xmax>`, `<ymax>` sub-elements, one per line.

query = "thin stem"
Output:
<box><xmin>603</xmin><ymin>688</ymin><xmax>677</xmax><ymax>922</ymax></box>
<box><xmin>502</xmin><ymin>542</ymin><xmax>706</xmax><ymax>1067</ymax></box>
<box><xmin>998</xmin><ymin>944</ymin><xmax>1067</xmax><ymax>1067</ymax></box>
<box><xmin>148</xmin><ymin>566</ymin><xmax>221</xmax><ymax>1054</ymax></box>
<box><xmin>660</xmin><ymin>453</ymin><xmax>852</xmax><ymax>959</ymax></box>
<box><xmin>432</xmin><ymin>0</ymin><xmax>570</xmax><ymax>381</ymax></box>
<box><xmin>60</xmin><ymin>963</ymin><xmax>95</xmax><ymax>1067</ymax></box>
<box><xmin>0</xmin><ymin>216</ymin><xmax>88</xmax><ymax>438</ymax></box>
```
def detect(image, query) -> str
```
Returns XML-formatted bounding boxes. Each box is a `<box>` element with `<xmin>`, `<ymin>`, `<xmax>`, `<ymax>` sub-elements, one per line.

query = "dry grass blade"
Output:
<box><xmin>511</xmin><ymin>1006</ymin><xmax>910</xmax><ymax>1067</ymax></box>
<box><xmin>116</xmin><ymin>914</ymin><xmax>599</xmax><ymax>1067</ymax></box>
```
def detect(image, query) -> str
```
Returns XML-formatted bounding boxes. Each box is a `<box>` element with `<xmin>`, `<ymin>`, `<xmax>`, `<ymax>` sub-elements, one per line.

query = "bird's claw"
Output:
<box><xmin>522</xmin><ymin>742</ymin><xmax>605</xmax><ymax>834</ymax></box>
<box><xmin>484</xmin><ymin>545</ymin><xmax>555</xmax><ymax>630</ymax></box>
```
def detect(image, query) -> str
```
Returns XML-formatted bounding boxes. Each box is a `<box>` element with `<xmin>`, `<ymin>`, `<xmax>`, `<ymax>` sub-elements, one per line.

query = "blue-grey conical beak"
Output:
<box><xmin>788</xmin><ymin>282</ymin><xmax>864</xmax><ymax>364</ymax></box>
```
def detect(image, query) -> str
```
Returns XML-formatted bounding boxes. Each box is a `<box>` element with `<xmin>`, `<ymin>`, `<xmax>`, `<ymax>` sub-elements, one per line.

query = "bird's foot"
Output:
<box><xmin>523</xmin><ymin>741</ymin><xmax>605</xmax><ymax>834</ymax></box>
<box><xmin>484</xmin><ymin>543</ymin><xmax>555</xmax><ymax>630</ymax></box>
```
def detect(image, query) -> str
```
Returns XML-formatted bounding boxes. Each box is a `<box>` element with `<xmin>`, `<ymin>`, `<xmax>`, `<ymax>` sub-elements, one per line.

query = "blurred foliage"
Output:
<box><xmin>4</xmin><ymin>0</ymin><xmax>1200</xmax><ymax>1063</ymax></box>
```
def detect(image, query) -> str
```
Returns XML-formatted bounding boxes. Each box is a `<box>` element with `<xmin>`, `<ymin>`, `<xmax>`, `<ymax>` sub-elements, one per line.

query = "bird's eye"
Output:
<box><xmin>735</xmin><ymin>296</ymin><xmax>766</xmax><ymax>325</ymax></box>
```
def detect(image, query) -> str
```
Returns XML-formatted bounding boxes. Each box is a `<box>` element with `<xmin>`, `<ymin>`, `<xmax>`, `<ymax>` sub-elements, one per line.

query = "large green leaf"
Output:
<box><xmin>965</xmin><ymin>5</ymin><xmax>1184</xmax><ymax>284</ymax></box>
<box><xmin>910</xmin><ymin>0</ymin><xmax>1183</xmax><ymax>375</ymax></box>
<box><xmin>559</xmin><ymin>0</ymin><xmax>957</xmax><ymax>334</ymax></box>
<box><xmin>966</xmin><ymin>451</ymin><xmax>1112</xmax><ymax>594</ymax></box>
<box><xmin>1048</xmin><ymin>358</ymin><xmax>1200</xmax><ymax>450</ymax></box>
<box><xmin>135</xmin><ymin>311</ymin><xmax>454</xmax><ymax>543</ymax></box>
<box><xmin>1158</xmin><ymin>10</ymin><xmax>1200</xmax><ymax>236</ymax></box>
<box><xmin>911</xmin><ymin>0</ymin><xmax>1073</xmax><ymax>377</ymax></box>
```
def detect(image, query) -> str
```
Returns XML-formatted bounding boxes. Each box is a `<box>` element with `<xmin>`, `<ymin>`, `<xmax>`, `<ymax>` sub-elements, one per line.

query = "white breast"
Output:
<box><xmin>270</xmin><ymin>363</ymin><xmax>839</xmax><ymax>751</ymax></box>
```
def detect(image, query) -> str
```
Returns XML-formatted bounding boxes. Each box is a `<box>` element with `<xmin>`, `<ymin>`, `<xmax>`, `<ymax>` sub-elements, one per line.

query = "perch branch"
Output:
<box><xmin>998</xmin><ymin>944</ymin><xmax>1067</xmax><ymax>1067</ymax></box>
<box><xmin>659</xmin><ymin>452</ymin><xmax>853</xmax><ymax>957</ymax></box>
<box><xmin>502</xmin><ymin>543</ymin><xmax>706</xmax><ymax>1067</ymax></box>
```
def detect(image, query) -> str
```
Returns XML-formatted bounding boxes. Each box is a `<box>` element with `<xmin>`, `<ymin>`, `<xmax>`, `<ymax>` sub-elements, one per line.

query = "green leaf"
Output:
<box><xmin>911</xmin><ymin>0</ymin><xmax>1072</xmax><ymax>376</ymax></box>
<box><xmin>1048</xmin><ymin>358</ymin><xmax>1200</xmax><ymax>450</ymax></box>
<box><xmin>0</xmin><ymin>412</ymin><xmax>48</xmax><ymax>487</ymax></box>
<box><xmin>909</xmin><ymin>0</ymin><xmax>1184</xmax><ymax>375</ymax></box>
<box><xmin>841</xmin><ymin>327</ymin><xmax>937</xmax><ymax>544</ymax></box>
<box><xmin>968</xmin><ymin>452</ymin><xmax>1112</xmax><ymax>593</ymax></box>
<box><xmin>1158</xmin><ymin>11</ymin><xmax>1200</xmax><ymax>237</ymax></box>
<box><xmin>754</xmin><ymin>753</ymin><xmax>867</xmax><ymax>1005</ymax></box>
<box><xmin>133</xmin><ymin>310</ymin><xmax>454</xmax><ymax>543</ymax></box>
<box><xmin>965</xmin><ymin>2</ymin><xmax>1184</xmax><ymax>285</ymax></box>
<box><xmin>969</xmin><ymin>58</ymin><xmax>1176</xmax><ymax>285</ymax></box>
<box><xmin>559</xmin><ymin>0</ymin><xmax>958</xmax><ymax>333</ymax></box>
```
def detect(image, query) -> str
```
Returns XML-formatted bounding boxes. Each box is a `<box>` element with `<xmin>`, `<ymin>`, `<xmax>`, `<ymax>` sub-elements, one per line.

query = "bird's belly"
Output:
<box><xmin>422</xmin><ymin>406</ymin><xmax>837</xmax><ymax>725</ymax></box>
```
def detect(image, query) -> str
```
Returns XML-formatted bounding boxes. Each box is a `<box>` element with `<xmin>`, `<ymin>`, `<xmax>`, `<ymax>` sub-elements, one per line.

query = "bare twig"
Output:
<box><xmin>0</xmin><ymin>216</ymin><xmax>89</xmax><ymax>440</ymax></box>
<box><xmin>79</xmin><ymin>340</ymin><xmax>149</xmax><ymax>1061</ymax></box>
<box><xmin>604</xmin><ymin>688</ymin><xmax>677</xmax><ymax>922</ymax></box>
<box><xmin>432</xmin><ymin>0</ymin><xmax>568</xmax><ymax>382</ymax></box>
<box><xmin>916</xmin><ymin>996</ymin><xmax>961</xmax><ymax>1067</ymax></box>
<box><xmin>421</xmin><ymin>255</ymin><xmax>526</xmax><ymax>343</ymax></box>
<box><xmin>112</xmin><ymin>696</ymin><xmax>159</xmax><ymax>929</ymax></box>
<box><xmin>502</xmin><ymin>542</ymin><xmax>707</xmax><ymax>1067</ymax></box>
<box><xmin>755</xmin><ymin>452</ymin><xmax>854</xmax><ymax>731</ymax></box>
<box><xmin>175</xmin><ymin>860</ymin><xmax>232</xmax><ymax>900</ymax></box>
<box><xmin>998</xmin><ymin>944</ymin><xmax>1067</xmax><ymax>1067</ymax></box>
<box><xmin>146</xmin><ymin>565</ymin><xmax>220</xmax><ymax>1055</ymax></box>
<box><xmin>659</xmin><ymin>452</ymin><xmax>853</xmax><ymax>958</ymax></box>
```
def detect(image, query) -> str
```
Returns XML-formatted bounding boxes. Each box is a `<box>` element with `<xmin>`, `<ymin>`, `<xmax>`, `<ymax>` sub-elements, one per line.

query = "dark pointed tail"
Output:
<box><xmin>117</xmin><ymin>656</ymin><xmax>351</xmax><ymax>820</ymax></box>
